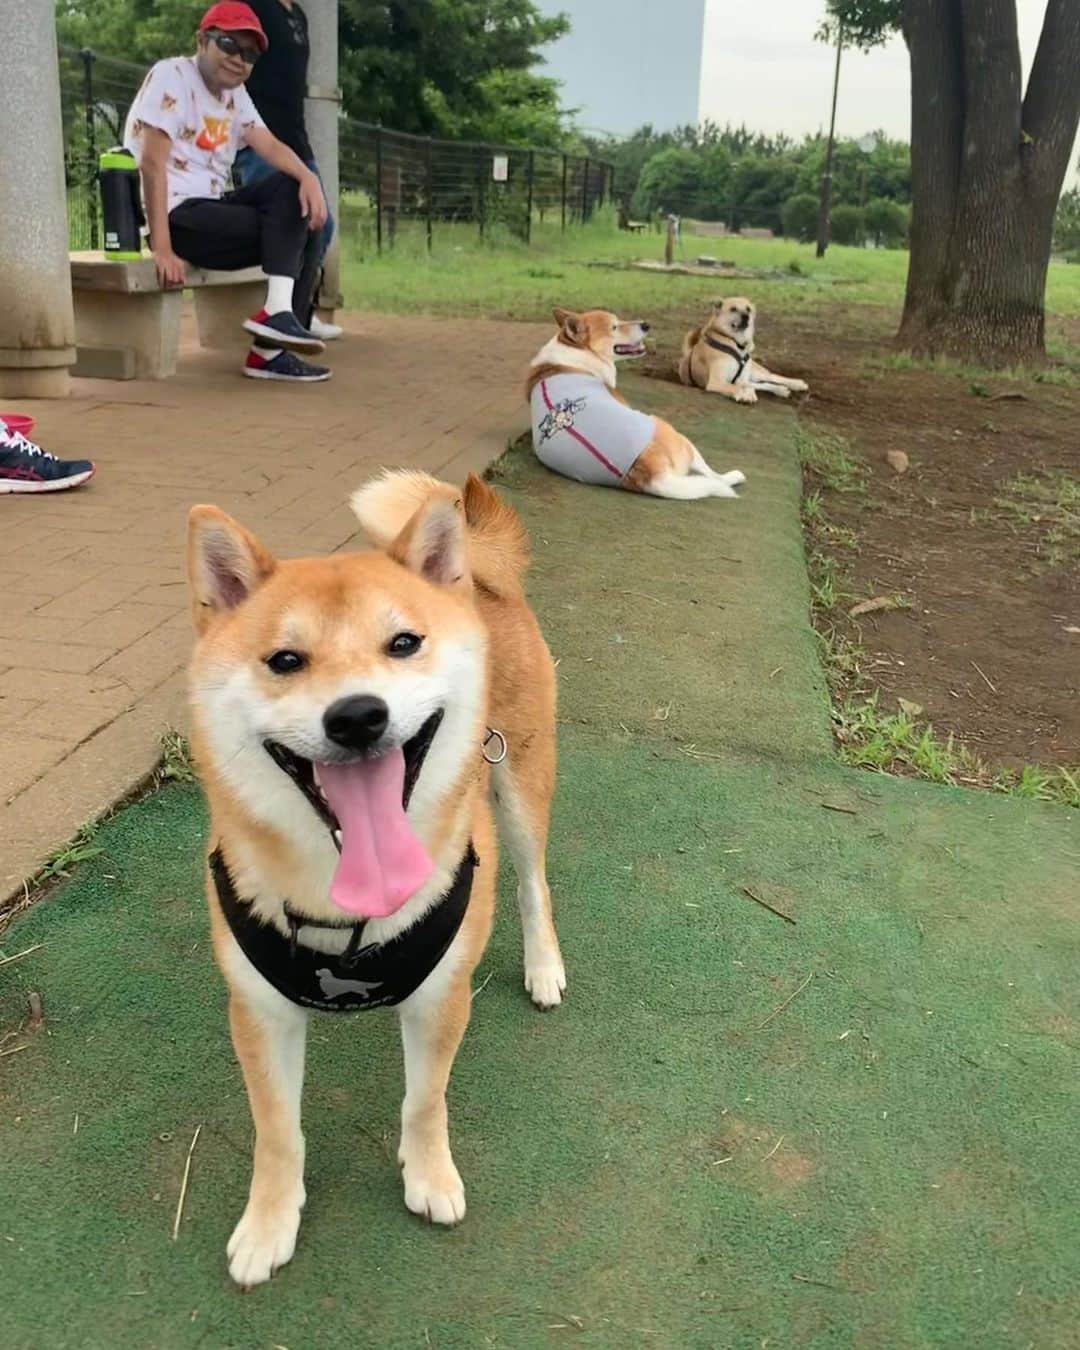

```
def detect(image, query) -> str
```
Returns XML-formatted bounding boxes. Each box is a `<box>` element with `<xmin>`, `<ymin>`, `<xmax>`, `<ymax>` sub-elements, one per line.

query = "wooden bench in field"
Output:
<box><xmin>69</xmin><ymin>251</ymin><xmax>267</xmax><ymax>380</ymax></box>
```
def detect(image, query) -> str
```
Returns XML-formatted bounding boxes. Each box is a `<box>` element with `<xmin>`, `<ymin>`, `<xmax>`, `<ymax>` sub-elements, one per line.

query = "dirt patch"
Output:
<box><xmin>641</xmin><ymin>302</ymin><xmax>1080</xmax><ymax>773</ymax></box>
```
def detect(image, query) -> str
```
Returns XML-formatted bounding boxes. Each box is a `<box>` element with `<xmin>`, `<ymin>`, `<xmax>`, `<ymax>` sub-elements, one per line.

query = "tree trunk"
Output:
<box><xmin>897</xmin><ymin>0</ymin><xmax>1080</xmax><ymax>367</ymax></box>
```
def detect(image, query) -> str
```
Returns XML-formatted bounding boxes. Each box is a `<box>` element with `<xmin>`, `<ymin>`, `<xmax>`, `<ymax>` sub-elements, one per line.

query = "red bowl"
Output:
<box><xmin>1</xmin><ymin>413</ymin><xmax>35</xmax><ymax>438</ymax></box>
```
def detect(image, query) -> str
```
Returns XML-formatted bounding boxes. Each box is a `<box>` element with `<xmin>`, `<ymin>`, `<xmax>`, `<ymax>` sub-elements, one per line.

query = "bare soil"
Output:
<box><xmin>643</xmin><ymin>303</ymin><xmax>1080</xmax><ymax>769</ymax></box>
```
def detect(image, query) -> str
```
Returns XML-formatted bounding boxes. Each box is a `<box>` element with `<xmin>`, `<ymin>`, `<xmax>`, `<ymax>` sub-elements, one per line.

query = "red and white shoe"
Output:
<box><xmin>242</xmin><ymin>309</ymin><xmax>325</xmax><ymax>353</ymax></box>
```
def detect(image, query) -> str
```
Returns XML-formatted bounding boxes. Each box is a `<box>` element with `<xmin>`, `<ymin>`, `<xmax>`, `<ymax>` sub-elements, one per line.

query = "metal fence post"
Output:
<box><xmin>525</xmin><ymin>149</ymin><xmax>534</xmax><ymax>245</ymax></box>
<box><xmin>477</xmin><ymin>146</ymin><xmax>487</xmax><ymax>242</ymax></box>
<box><xmin>374</xmin><ymin>126</ymin><xmax>382</xmax><ymax>254</ymax></box>
<box><xmin>560</xmin><ymin>153</ymin><xmax>568</xmax><ymax>231</ymax></box>
<box><xmin>581</xmin><ymin>156</ymin><xmax>589</xmax><ymax>223</ymax></box>
<box><xmin>81</xmin><ymin>48</ymin><xmax>98</xmax><ymax>249</ymax></box>
<box><xmin>425</xmin><ymin>137</ymin><xmax>433</xmax><ymax>252</ymax></box>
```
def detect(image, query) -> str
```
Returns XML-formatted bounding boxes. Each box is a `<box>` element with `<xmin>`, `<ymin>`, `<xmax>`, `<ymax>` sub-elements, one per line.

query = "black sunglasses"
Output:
<box><xmin>207</xmin><ymin>30</ymin><xmax>262</xmax><ymax>65</ymax></box>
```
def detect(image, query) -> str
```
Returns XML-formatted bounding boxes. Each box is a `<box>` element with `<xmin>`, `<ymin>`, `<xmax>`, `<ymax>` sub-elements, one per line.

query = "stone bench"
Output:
<box><xmin>69</xmin><ymin>251</ymin><xmax>267</xmax><ymax>380</ymax></box>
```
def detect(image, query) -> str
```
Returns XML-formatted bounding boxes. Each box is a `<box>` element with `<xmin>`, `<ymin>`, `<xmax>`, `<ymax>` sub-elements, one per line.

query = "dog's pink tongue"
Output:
<box><xmin>315</xmin><ymin>752</ymin><xmax>433</xmax><ymax>918</ymax></box>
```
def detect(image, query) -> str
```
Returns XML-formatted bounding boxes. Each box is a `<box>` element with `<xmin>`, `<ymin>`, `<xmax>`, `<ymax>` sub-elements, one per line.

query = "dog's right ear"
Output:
<box><xmin>553</xmin><ymin>306</ymin><xmax>588</xmax><ymax>346</ymax></box>
<box><xmin>187</xmin><ymin>505</ymin><xmax>276</xmax><ymax>635</ymax></box>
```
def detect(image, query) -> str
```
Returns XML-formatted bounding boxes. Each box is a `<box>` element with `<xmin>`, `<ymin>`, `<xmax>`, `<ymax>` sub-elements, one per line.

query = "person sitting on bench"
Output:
<box><xmin>123</xmin><ymin>1</ymin><xmax>331</xmax><ymax>383</ymax></box>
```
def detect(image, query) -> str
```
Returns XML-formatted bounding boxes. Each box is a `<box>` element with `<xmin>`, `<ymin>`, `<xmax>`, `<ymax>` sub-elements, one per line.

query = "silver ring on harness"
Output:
<box><xmin>482</xmin><ymin>727</ymin><xmax>507</xmax><ymax>765</ymax></box>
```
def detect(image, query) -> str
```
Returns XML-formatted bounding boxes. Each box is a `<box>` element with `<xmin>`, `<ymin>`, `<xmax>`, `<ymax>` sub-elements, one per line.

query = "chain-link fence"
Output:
<box><xmin>59</xmin><ymin>45</ymin><xmax>613</xmax><ymax>252</ymax></box>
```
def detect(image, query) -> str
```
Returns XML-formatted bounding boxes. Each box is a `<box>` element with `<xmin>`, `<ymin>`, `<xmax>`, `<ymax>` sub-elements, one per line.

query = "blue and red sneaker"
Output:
<box><xmin>0</xmin><ymin>422</ymin><xmax>96</xmax><ymax>494</ymax></box>
<box><xmin>242</xmin><ymin>308</ymin><xmax>325</xmax><ymax>354</ymax></box>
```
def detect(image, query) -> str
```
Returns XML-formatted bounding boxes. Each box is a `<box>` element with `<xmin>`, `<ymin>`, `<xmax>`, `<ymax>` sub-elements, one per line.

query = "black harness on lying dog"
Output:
<box><xmin>210</xmin><ymin>842</ymin><xmax>478</xmax><ymax>1012</ymax></box>
<box><xmin>692</xmin><ymin>332</ymin><xmax>752</xmax><ymax>387</ymax></box>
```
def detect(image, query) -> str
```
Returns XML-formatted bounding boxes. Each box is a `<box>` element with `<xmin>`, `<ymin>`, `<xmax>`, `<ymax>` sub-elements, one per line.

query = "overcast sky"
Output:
<box><xmin>698</xmin><ymin>0</ymin><xmax>1079</xmax><ymax>183</ymax></box>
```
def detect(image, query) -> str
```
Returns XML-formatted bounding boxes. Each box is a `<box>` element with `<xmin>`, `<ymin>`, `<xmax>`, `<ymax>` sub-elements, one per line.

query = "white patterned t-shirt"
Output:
<box><xmin>124</xmin><ymin>57</ymin><xmax>264</xmax><ymax>211</ymax></box>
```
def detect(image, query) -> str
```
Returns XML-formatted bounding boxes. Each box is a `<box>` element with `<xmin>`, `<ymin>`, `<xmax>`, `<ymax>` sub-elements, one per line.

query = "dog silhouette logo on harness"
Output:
<box><xmin>316</xmin><ymin>968</ymin><xmax>385</xmax><ymax>1001</ymax></box>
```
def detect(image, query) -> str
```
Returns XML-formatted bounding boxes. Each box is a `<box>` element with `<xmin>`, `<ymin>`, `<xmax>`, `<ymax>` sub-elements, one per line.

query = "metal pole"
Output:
<box><xmin>560</xmin><ymin>153</ymin><xmax>567</xmax><ymax>231</ymax></box>
<box><xmin>581</xmin><ymin>156</ymin><xmax>589</xmax><ymax>224</ymax></box>
<box><xmin>478</xmin><ymin>147</ymin><xmax>486</xmax><ymax>242</ymax></box>
<box><xmin>425</xmin><ymin>137</ymin><xmax>433</xmax><ymax>252</ymax></box>
<box><xmin>816</xmin><ymin>25</ymin><xmax>843</xmax><ymax>259</ymax></box>
<box><xmin>81</xmin><ymin>49</ymin><xmax>98</xmax><ymax>250</ymax></box>
<box><xmin>525</xmin><ymin>149</ymin><xmax>534</xmax><ymax>244</ymax></box>
<box><xmin>374</xmin><ymin>126</ymin><xmax>382</xmax><ymax>254</ymax></box>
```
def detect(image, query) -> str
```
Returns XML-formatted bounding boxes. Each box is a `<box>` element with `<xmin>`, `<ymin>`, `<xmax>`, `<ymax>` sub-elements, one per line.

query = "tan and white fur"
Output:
<box><xmin>679</xmin><ymin>297</ymin><xmax>809</xmax><ymax>404</ymax></box>
<box><xmin>187</xmin><ymin>471</ymin><xmax>562</xmax><ymax>1288</ymax></box>
<box><xmin>529</xmin><ymin>306</ymin><xmax>746</xmax><ymax>501</ymax></box>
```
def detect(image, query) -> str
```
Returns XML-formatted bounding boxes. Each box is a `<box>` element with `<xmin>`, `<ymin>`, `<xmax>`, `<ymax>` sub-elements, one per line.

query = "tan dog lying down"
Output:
<box><xmin>527</xmin><ymin>307</ymin><xmax>746</xmax><ymax>501</ymax></box>
<box><xmin>679</xmin><ymin>298</ymin><xmax>809</xmax><ymax>404</ymax></box>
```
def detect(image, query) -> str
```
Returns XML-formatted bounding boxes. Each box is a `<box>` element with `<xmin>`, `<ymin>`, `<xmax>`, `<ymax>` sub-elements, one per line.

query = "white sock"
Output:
<box><xmin>251</xmin><ymin>345</ymin><xmax>282</xmax><ymax>362</ymax></box>
<box><xmin>264</xmin><ymin>276</ymin><xmax>294</xmax><ymax>315</ymax></box>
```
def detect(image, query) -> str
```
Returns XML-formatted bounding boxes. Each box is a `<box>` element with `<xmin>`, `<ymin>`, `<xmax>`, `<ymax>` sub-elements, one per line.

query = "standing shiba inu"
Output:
<box><xmin>528</xmin><ymin>306</ymin><xmax>746</xmax><ymax>501</ymax></box>
<box><xmin>187</xmin><ymin>471</ymin><xmax>563</xmax><ymax>1287</ymax></box>
<box><xmin>679</xmin><ymin>298</ymin><xmax>809</xmax><ymax>404</ymax></box>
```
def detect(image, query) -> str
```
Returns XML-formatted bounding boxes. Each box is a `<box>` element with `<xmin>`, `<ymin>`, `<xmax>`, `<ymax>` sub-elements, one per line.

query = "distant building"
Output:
<box><xmin>534</xmin><ymin>0</ymin><xmax>707</xmax><ymax>137</ymax></box>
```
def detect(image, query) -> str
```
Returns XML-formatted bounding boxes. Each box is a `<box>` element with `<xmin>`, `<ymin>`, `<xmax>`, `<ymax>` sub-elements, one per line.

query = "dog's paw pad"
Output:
<box><xmin>403</xmin><ymin>1163</ymin><xmax>466</xmax><ymax>1225</ymax></box>
<box><xmin>525</xmin><ymin>962</ymin><xmax>567</xmax><ymax>1009</ymax></box>
<box><xmin>226</xmin><ymin>1200</ymin><xmax>302</xmax><ymax>1288</ymax></box>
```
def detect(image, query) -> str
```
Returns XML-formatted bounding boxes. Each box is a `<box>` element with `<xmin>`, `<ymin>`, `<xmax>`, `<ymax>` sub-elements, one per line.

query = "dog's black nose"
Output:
<box><xmin>639</xmin><ymin>321</ymin><xmax>651</xmax><ymax>333</ymax></box>
<box><xmin>323</xmin><ymin>695</ymin><xmax>389</xmax><ymax>750</ymax></box>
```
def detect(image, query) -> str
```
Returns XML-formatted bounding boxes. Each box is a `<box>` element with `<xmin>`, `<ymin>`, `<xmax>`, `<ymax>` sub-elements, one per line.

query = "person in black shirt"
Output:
<box><xmin>234</xmin><ymin>0</ymin><xmax>340</xmax><ymax>339</ymax></box>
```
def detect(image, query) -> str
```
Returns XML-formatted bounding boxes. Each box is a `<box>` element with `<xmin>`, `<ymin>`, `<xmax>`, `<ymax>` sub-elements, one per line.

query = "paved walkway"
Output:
<box><xmin>0</xmin><ymin>310</ymin><xmax>546</xmax><ymax>893</ymax></box>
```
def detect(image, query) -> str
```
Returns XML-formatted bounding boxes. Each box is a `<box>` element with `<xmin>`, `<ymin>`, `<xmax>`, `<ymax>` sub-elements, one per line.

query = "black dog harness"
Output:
<box><xmin>694</xmin><ymin>332</ymin><xmax>752</xmax><ymax>386</ymax></box>
<box><xmin>209</xmin><ymin>711</ymin><xmax>496</xmax><ymax>1012</ymax></box>
<box><xmin>211</xmin><ymin>842</ymin><xmax>477</xmax><ymax>1012</ymax></box>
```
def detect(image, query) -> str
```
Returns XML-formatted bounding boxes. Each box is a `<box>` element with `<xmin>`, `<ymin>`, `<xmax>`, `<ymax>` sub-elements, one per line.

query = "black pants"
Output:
<box><xmin>168</xmin><ymin>171</ymin><xmax>321</xmax><ymax>325</ymax></box>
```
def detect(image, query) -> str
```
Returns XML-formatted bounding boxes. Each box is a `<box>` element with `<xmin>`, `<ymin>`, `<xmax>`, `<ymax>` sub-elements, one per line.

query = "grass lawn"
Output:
<box><xmin>339</xmin><ymin>211</ymin><xmax>1080</xmax><ymax>332</ymax></box>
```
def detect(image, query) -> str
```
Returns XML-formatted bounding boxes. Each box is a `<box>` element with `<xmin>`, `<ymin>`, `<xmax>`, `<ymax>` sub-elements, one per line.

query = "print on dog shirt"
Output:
<box><xmin>530</xmin><ymin>373</ymin><xmax>656</xmax><ymax>486</ymax></box>
<box><xmin>124</xmin><ymin>57</ymin><xmax>264</xmax><ymax>211</ymax></box>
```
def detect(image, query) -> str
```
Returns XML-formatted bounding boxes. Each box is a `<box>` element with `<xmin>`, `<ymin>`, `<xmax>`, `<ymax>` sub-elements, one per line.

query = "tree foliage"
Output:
<box><xmin>54</xmin><ymin>0</ymin><xmax>576</xmax><ymax>145</ymax></box>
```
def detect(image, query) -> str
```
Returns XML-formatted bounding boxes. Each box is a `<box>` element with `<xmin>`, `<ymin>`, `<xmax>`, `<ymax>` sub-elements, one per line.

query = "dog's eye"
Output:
<box><xmin>387</xmin><ymin>632</ymin><xmax>423</xmax><ymax>658</ymax></box>
<box><xmin>265</xmin><ymin>649</ymin><xmax>306</xmax><ymax>675</ymax></box>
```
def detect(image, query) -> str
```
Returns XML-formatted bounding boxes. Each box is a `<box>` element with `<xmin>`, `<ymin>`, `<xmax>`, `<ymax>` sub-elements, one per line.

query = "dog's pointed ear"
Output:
<box><xmin>187</xmin><ymin>505</ymin><xmax>276</xmax><ymax>635</ymax></box>
<box><xmin>553</xmin><ymin>306</ymin><xmax>588</xmax><ymax>346</ymax></box>
<box><xmin>390</xmin><ymin>495</ymin><xmax>471</xmax><ymax>590</ymax></box>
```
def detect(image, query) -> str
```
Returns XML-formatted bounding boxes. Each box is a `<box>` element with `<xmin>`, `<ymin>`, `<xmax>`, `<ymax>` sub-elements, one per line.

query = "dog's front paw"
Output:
<box><xmin>773</xmin><ymin>384</ymin><xmax>792</xmax><ymax>398</ymax></box>
<box><xmin>227</xmin><ymin>1193</ymin><xmax>303</xmax><ymax>1288</ymax></box>
<box><xmin>790</xmin><ymin>379</ymin><xmax>809</xmax><ymax>393</ymax></box>
<box><xmin>400</xmin><ymin>1147</ymin><xmax>466</xmax><ymax>1225</ymax></box>
<box><xmin>525</xmin><ymin>959</ymin><xmax>567</xmax><ymax>1010</ymax></box>
<box><xmin>734</xmin><ymin>386</ymin><xmax>758</xmax><ymax>405</ymax></box>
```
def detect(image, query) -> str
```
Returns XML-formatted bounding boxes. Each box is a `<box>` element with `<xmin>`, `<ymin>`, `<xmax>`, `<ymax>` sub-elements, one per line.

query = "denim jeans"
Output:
<box><xmin>234</xmin><ymin>148</ymin><xmax>335</xmax><ymax>260</ymax></box>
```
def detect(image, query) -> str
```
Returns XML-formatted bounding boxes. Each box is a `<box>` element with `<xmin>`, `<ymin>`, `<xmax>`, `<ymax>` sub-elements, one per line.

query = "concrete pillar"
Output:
<box><xmin>304</xmin><ymin>0</ymin><xmax>342</xmax><ymax>312</ymax></box>
<box><xmin>0</xmin><ymin>7</ymin><xmax>76</xmax><ymax>398</ymax></box>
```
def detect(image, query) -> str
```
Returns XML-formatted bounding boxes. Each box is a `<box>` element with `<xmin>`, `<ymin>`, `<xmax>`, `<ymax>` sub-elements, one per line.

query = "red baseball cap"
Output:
<box><xmin>198</xmin><ymin>3</ymin><xmax>269</xmax><ymax>52</ymax></box>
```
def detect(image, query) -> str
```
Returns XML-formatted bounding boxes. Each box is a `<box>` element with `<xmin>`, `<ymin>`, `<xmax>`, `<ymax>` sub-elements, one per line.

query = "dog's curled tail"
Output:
<box><xmin>677</xmin><ymin>327</ymin><xmax>701</xmax><ymax>386</ymax></box>
<box><xmin>350</xmin><ymin>469</ymin><xmax>530</xmax><ymax>598</ymax></box>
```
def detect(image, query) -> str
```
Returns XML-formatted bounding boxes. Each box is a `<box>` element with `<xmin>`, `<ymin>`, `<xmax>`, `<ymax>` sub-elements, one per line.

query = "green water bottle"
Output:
<box><xmin>99</xmin><ymin>148</ymin><xmax>143</xmax><ymax>261</ymax></box>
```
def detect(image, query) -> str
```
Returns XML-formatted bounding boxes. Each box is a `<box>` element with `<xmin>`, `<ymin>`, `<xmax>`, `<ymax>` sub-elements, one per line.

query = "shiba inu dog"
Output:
<box><xmin>187</xmin><ymin>470</ymin><xmax>563</xmax><ymax>1287</ymax></box>
<box><xmin>679</xmin><ymin>298</ymin><xmax>809</xmax><ymax>403</ymax></box>
<box><xmin>527</xmin><ymin>306</ymin><xmax>746</xmax><ymax>500</ymax></box>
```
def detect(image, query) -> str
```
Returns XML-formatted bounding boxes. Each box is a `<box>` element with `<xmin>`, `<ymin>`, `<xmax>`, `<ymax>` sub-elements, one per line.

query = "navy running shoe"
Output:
<box><xmin>242</xmin><ymin>308</ymin><xmax>325</xmax><ymax>353</ymax></box>
<box><xmin>243</xmin><ymin>348</ymin><xmax>331</xmax><ymax>382</ymax></box>
<box><xmin>0</xmin><ymin>424</ymin><xmax>96</xmax><ymax>494</ymax></box>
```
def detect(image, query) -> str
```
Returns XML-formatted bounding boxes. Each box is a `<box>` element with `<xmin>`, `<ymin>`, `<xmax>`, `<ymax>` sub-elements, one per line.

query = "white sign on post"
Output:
<box><xmin>492</xmin><ymin>155</ymin><xmax>508</xmax><ymax>182</ymax></box>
